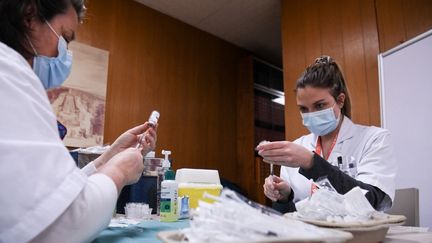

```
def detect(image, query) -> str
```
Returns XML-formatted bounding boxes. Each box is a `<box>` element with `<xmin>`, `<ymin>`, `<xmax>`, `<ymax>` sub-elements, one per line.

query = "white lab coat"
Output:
<box><xmin>281</xmin><ymin>116</ymin><xmax>397</xmax><ymax>210</ymax></box>
<box><xmin>0</xmin><ymin>42</ymin><xmax>116</xmax><ymax>243</ymax></box>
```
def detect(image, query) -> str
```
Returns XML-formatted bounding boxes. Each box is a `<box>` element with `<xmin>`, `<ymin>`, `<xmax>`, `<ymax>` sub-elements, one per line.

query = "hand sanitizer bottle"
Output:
<box><xmin>160</xmin><ymin>150</ymin><xmax>178</xmax><ymax>222</ymax></box>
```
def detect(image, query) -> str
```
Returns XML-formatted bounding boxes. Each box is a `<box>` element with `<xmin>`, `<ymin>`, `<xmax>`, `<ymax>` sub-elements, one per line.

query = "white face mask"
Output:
<box><xmin>301</xmin><ymin>104</ymin><xmax>340</xmax><ymax>136</ymax></box>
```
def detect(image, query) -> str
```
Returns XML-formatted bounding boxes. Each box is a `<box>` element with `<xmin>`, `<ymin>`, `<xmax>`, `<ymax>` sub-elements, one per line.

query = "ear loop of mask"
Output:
<box><xmin>26</xmin><ymin>35</ymin><xmax>38</xmax><ymax>55</ymax></box>
<box><xmin>26</xmin><ymin>20</ymin><xmax>61</xmax><ymax>56</ymax></box>
<box><xmin>44</xmin><ymin>20</ymin><xmax>61</xmax><ymax>39</ymax></box>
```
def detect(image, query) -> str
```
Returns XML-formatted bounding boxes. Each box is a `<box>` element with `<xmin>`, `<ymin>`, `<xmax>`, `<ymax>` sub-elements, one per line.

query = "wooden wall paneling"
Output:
<box><xmin>318</xmin><ymin>0</ymin><xmax>345</xmax><ymax>68</ymax></box>
<box><xmin>76</xmin><ymin>0</ymin><xmax>114</xmax><ymax>51</ymax></box>
<box><xmin>360</xmin><ymin>0</ymin><xmax>381</xmax><ymax>126</ymax></box>
<box><xmin>402</xmin><ymin>0</ymin><xmax>432</xmax><ymax>38</ymax></box>
<box><xmin>376</xmin><ymin>0</ymin><xmax>432</xmax><ymax>53</ymax></box>
<box><xmin>236</xmin><ymin>56</ymin><xmax>256</xmax><ymax>199</ymax></box>
<box><xmin>76</xmin><ymin>0</ymin><xmax>253</xmax><ymax>194</ymax></box>
<box><xmin>375</xmin><ymin>0</ymin><xmax>406</xmax><ymax>52</ymax></box>
<box><xmin>202</xmin><ymin>45</ymin><xmax>241</xmax><ymax>182</ymax></box>
<box><xmin>281</xmin><ymin>0</ymin><xmax>309</xmax><ymax>141</ymax></box>
<box><xmin>303</xmin><ymin>0</ymin><xmax>322</xmax><ymax>62</ymax></box>
<box><xmin>103</xmin><ymin>0</ymin><xmax>149</xmax><ymax>142</ymax></box>
<box><xmin>340</xmin><ymin>0</ymin><xmax>370</xmax><ymax>125</ymax></box>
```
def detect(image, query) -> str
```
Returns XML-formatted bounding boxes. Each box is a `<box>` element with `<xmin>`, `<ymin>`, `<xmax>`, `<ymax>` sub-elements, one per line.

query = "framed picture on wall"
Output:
<box><xmin>47</xmin><ymin>41</ymin><xmax>109</xmax><ymax>148</ymax></box>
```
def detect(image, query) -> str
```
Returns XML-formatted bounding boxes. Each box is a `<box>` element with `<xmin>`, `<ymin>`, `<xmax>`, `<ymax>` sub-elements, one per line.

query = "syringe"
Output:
<box><xmin>258</xmin><ymin>140</ymin><xmax>273</xmax><ymax>176</ymax></box>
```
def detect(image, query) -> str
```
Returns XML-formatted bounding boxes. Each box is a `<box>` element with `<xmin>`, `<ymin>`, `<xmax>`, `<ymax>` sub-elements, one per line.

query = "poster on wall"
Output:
<box><xmin>47</xmin><ymin>41</ymin><xmax>109</xmax><ymax>148</ymax></box>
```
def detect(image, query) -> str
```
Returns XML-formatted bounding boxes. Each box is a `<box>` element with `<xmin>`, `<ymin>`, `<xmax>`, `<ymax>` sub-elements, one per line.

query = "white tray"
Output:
<box><xmin>284</xmin><ymin>213</ymin><xmax>406</xmax><ymax>243</ymax></box>
<box><xmin>284</xmin><ymin>213</ymin><xmax>406</xmax><ymax>228</ymax></box>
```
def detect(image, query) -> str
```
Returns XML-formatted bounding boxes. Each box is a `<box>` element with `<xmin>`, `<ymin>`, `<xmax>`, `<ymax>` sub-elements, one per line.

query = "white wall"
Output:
<box><xmin>379</xmin><ymin>29</ymin><xmax>432</xmax><ymax>227</ymax></box>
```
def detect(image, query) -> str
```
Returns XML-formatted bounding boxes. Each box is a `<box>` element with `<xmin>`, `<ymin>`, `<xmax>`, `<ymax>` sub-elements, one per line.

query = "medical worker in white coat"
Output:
<box><xmin>0</xmin><ymin>0</ymin><xmax>157</xmax><ymax>242</ymax></box>
<box><xmin>257</xmin><ymin>56</ymin><xmax>396</xmax><ymax>213</ymax></box>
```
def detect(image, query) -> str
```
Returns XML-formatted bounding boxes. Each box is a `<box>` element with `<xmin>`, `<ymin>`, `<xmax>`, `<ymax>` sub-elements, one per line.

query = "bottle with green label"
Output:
<box><xmin>160</xmin><ymin>151</ymin><xmax>178</xmax><ymax>222</ymax></box>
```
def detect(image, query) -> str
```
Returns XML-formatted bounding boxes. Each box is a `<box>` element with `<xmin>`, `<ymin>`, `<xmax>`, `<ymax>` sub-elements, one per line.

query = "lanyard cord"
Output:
<box><xmin>315</xmin><ymin>131</ymin><xmax>339</xmax><ymax>160</ymax></box>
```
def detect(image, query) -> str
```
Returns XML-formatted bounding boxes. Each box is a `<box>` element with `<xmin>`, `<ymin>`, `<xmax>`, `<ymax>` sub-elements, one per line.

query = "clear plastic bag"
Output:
<box><xmin>296</xmin><ymin>177</ymin><xmax>376</xmax><ymax>223</ymax></box>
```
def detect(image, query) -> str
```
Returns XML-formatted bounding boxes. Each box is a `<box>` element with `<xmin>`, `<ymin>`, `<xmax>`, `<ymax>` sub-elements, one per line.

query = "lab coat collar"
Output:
<box><xmin>337</xmin><ymin>116</ymin><xmax>355</xmax><ymax>143</ymax></box>
<box><xmin>308</xmin><ymin>115</ymin><xmax>354</xmax><ymax>147</ymax></box>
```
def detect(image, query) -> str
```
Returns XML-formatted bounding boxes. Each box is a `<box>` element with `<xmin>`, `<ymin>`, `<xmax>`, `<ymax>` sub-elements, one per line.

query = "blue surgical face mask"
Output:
<box><xmin>301</xmin><ymin>104</ymin><xmax>341</xmax><ymax>136</ymax></box>
<box><xmin>28</xmin><ymin>21</ymin><xmax>73</xmax><ymax>90</ymax></box>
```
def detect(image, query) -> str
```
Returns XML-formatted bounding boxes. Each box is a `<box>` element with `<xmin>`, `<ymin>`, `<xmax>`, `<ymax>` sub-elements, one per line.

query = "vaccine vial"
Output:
<box><xmin>148</xmin><ymin>110</ymin><xmax>160</xmax><ymax>127</ymax></box>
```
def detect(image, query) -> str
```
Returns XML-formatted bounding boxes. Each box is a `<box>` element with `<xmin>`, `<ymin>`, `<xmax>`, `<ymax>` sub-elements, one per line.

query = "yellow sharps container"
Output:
<box><xmin>175</xmin><ymin>168</ymin><xmax>223</xmax><ymax>209</ymax></box>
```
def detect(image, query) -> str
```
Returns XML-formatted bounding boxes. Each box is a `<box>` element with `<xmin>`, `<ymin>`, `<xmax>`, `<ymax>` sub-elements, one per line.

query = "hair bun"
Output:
<box><xmin>314</xmin><ymin>55</ymin><xmax>334</xmax><ymax>65</ymax></box>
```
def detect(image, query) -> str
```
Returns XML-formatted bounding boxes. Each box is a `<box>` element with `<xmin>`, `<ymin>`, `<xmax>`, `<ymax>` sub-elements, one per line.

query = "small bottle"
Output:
<box><xmin>177</xmin><ymin>195</ymin><xmax>190</xmax><ymax>219</ymax></box>
<box><xmin>160</xmin><ymin>150</ymin><xmax>178</xmax><ymax>222</ymax></box>
<box><xmin>156</xmin><ymin>150</ymin><xmax>171</xmax><ymax>215</ymax></box>
<box><xmin>148</xmin><ymin>110</ymin><xmax>160</xmax><ymax>127</ymax></box>
<box><xmin>135</xmin><ymin>111</ymin><xmax>160</xmax><ymax>149</ymax></box>
<box><xmin>160</xmin><ymin>170</ymin><xmax>178</xmax><ymax>222</ymax></box>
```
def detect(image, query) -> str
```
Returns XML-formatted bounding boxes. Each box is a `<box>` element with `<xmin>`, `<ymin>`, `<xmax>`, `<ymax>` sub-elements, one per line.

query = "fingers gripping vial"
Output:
<box><xmin>136</xmin><ymin>110</ymin><xmax>160</xmax><ymax>148</ymax></box>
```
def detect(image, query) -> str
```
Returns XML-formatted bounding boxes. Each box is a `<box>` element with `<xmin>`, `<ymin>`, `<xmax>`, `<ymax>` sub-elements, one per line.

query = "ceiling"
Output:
<box><xmin>134</xmin><ymin>0</ymin><xmax>282</xmax><ymax>67</ymax></box>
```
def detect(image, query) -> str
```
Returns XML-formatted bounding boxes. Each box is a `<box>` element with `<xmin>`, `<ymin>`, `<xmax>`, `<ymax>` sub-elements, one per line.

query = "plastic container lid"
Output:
<box><xmin>175</xmin><ymin>168</ymin><xmax>221</xmax><ymax>184</ymax></box>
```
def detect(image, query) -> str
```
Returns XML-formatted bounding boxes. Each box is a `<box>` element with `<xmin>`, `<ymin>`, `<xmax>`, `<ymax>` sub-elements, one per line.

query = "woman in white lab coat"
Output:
<box><xmin>257</xmin><ymin>56</ymin><xmax>396</xmax><ymax>213</ymax></box>
<box><xmin>0</xmin><ymin>1</ymin><xmax>156</xmax><ymax>242</ymax></box>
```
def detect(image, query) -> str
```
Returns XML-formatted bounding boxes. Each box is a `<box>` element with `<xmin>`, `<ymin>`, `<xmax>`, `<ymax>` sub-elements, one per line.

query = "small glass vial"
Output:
<box><xmin>148</xmin><ymin>111</ymin><xmax>160</xmax><ymax>127</ymax></box>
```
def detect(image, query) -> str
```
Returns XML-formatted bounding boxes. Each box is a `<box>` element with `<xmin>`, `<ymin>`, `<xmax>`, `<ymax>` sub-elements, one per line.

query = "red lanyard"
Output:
<box><xmin>315</xmin><ymin>132</ymin><xmax>339</xmax><ymax>160</ymax></box>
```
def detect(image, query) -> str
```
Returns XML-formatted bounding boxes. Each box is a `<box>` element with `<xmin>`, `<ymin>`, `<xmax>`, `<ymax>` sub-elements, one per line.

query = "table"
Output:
<box><xmin>92</xmin><ymin>219</ymin><xmax>189</xmax><ymax>243</ymax></box>
<box><xmin>384</xmin><ymin>226</ymin><xmax>432</xmax><ymax>243</ymax></box>
<box><xmin>93</xmin><ymin>218</ymin><xmax>432</xmax><ymax>243</ymax></box>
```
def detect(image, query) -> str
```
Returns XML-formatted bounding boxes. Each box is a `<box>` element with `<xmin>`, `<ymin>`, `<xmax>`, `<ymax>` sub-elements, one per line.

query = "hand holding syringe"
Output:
<box><xmin>136</xmin><ymin>111</ymin><xmax>160</xmax><ymax>149</ymax></box>
<box><xmin>257</xmin><ymin>140</ymin><xmax>293</xmax><ymax>202</ymax></box>
<box><xmin>257</xmin><ymin>140</ymin><xmax>309</xmax><ymax>202</ymax></box>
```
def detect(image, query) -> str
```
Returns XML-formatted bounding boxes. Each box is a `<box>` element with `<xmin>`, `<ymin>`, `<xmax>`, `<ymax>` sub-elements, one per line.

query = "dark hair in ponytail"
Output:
<box><xmin>295</xmin><ymin>55</ymin><xmax>351</xmax><ymax>118</ymax></box>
